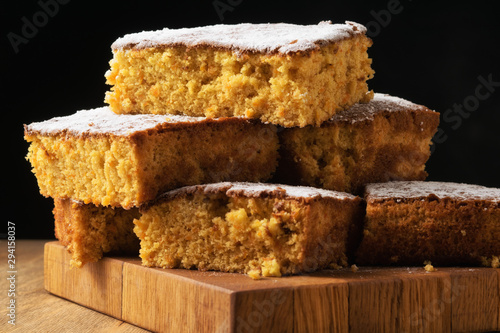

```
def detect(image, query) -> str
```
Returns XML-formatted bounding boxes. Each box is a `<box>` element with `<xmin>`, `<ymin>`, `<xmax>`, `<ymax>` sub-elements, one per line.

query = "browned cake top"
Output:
<box><xmin>366</xmin><ymin>181</ymin><xmax>500</xmax><ymax>203</ymax></box>
<box><xmin>111</xmin><ymin>21</ymin><xmax>366</xmax><ymax>54</ymax></box>
<box><xmin>328</xmin><ymin>93</ymin><xmax>436</xmax><ymax>125</ymax></box>
<box><xmin>158</xmin><ymin>182</ymin><xmax>359</xmax><ymax>203</ymax></box>
<box><xmin>24</xmin><ymin>107</ymin><xmax>249</xmax><ymax>137</ymax></box>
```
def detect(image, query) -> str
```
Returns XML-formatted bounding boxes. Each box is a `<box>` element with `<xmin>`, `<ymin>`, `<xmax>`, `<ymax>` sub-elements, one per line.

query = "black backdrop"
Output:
<box><xmin>3</xmin><ymin>0</ymin><xmax>500</xmax><ymax>239</ymax></box>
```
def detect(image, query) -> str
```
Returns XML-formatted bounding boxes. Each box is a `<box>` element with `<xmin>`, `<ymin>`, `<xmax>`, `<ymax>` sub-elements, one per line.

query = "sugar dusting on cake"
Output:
<box><xmin>224</xmin><ymin>182</ymin><xmax>357</xmax><ymax>200</ymax></box>
<box><xmin>366</xmin><ymin>181</ymin><xmax>500</xmax><ymax>202</ymax></box>
<box><xmin>111</xmin><ymin>21</ymin><xmax>366</xmax><ymax>54</ymax></box>
<box><xmin>329</xmin><ymin>93</ymin><xmax>435</xmax><ymax>124</ymax></box>
<box><xmin>25</xmin><ymin>107</ymin><xmax>227</xmax><ymax>137</ymax></box>
<box><xmin>163</xmin><ymin>182</ymin><xmax>358</xmax><ymax>201</ymax></box>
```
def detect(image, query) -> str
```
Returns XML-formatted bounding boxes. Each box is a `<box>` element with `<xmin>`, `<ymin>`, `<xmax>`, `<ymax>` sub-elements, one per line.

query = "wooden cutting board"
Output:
<box><xmin>44</xmin><ymin>241</ymin><xmax>499</xmax><ymax>333</ymax></box>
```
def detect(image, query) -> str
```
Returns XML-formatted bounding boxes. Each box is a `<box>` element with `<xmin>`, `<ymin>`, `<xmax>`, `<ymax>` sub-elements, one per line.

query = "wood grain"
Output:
<box><xmin>397</xmin><ymin>270</ymin><xmax>451</xmax><ymax>333</ymax></box>
<box><xmin>42</xmin><ymin>241</ymin><xmax>500</xmax><ymax>333</ymax></box>
<box><xmin>0</xmin><ymin>240</ymin><xmax>148</xmax><ymax>333</ymax></box>
<box><xmin>122</xmin><ymin>262</ymin><xmax>234</xmax><ymax>332</ymax></box>
<box><xmin>498</xmin><ymin>268</ymin><xmax>500</xmax><ymax>332</ymax></box>
<box><xmin>449</xmin><ymin>268</ymin><xmax>499</xmax><ymax>332</ymax></box>
<box><xmin>233</xmin><ymin>288</ymin><xmax>294</xmax><ymax>333</ymax></box>
<box><xmin>348</xmin><ymin>274</ymin><xmax>400</xmax><ymax>332</ymax></box>
<box><xmin>44</xmin><ymin>241</ymin><xmax>124</xmax><ymax>318</ymax></box>
<box><xmin>293</xmin><ymin>282</ymin><xmax>348</xmax><ymax>333</ymax></box>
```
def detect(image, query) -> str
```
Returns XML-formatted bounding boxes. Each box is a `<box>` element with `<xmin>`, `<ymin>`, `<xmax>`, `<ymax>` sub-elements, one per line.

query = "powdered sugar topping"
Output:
<box><xmin>25</xmin><ymin>107</ymin><xmax>213</xmax><ymax>137</ymax></box>
<box><xmin>204</xmin><ymin>182</ymin><xmax>358</xmax><ymax>200</ymax></box>
<box><xmin>111</xmin><ymin>21</ymin><xmax>366</xmax><ymax>54</ymax></box>
<box><xmin>366</xmin><ymin>181</ymin><xmax>500</xmax><ymax>202</ymax></box>
<box><xmin>330</xmin><ymin>93</ymin><xmax>435</xmax><ymax>124</ymax></box>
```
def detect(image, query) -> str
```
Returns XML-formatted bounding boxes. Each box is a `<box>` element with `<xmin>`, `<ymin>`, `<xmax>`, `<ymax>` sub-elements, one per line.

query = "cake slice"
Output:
<box><xmin>53</xmin><ymin>198</ymin><xmax>140</xmax><ymax>267</ymax></box>
<box><xmin>356</xmin><ymin>181</ymin><xmax>500</xmax><ymax>267</ymax></box>
<box><xmin>24</xmin><ymin>107</ymin><xmax>278</xmax><ymax>208</ymax></box>
<box><xmin>274</xmin><ymin>93</ymin><xmax>440</xmax><ymax>194</ymax></box>
<box><xmin>133</xmin><ymin>182</ymin><xmax>364</xmax><ymax>278</ymax></box>
<box><xmin>105</xmin><ymin>21</ymin><xmax>374</xmax><ymax>127</ymax></box>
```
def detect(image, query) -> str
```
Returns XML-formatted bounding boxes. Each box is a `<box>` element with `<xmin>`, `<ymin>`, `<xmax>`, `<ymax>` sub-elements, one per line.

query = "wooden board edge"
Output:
<box><xmin>398</xmin><ymin>271</ymin><xmax>452</xmax><ymax>333</ymax></box>
<box><xmin>498</xmin><ymin>268</ymin><xmax>500</xmax><ymax>331</ymax></box>
<box><xmin>294</xmin><ymin>282</ymin><xmax>349</xmax><ymax>333</ymax></box>
<box><xmin>43</xmin><ymin>241</ymin><xmax>53</xmax><ymax>292</ymax></box>
<box><xmin>232</xmin><ymin>287</ymin><xmax>294</xmax><ymax>333</ymax></box>
<box><xmin>121</xmin><ymin>261</ymin><xmax>234</xmax><ymax>332</ymax></box>
<box><xmin>44</xmin><ymin>241</ymin><xmax>125</xmax><ymax>319</ymax></box>
<box><xmin>449</xmin><ymin>267</ymin><xmax>499</xmax><ymax>332</ymax></box>
<box><xmin>347</xmin><ymin>270</ymin><xmax>457</xmax><ymax>333</ymax></box>
<box><xmin>43</xmin><ymin>242</ymin><xmax>500</xmax><ymax>333</ymax></box>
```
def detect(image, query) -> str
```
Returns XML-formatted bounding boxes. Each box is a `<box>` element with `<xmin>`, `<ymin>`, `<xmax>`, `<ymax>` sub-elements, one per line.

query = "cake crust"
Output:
<box><xmin>274</xmin><ymin>93</ymin><xmax>440</xmax><ymax>194</ymax></box>
<box><xmin>105</xmin><ymin>21</ymin><xmax>374</xmax><ymax>127</ymax></box>
<box><xmin>24</xmin><ymin>107</ymin><xmax>250</xmax><ymax>137</ymax></box>
<box><xmin>365</xmin><ymin>180</ymin><xmax>500</xmax><ymax>202</ymax></box>
<box><xmin>135</xmin><ymin>182</ymin><xmax>363</xmax><ymax>278</ymax></box>
<box><xmin>53</xmin><ymin>198</ymin><xmax>140</xmax><ymax>268</ymax></box>
<box><xmin>25</xmin><ymin>107</ymin><xmax>279</xmax><ymax>208</ymax></box>
<box><xmin>149</xmin><ymin>181</ymin><xmax>358</xmax><ymax>205</ymax></box>
<box><xmin>356</xmin><ymin>181</ymin><xmax>500</xmax><ymax>266</ymax></box>
<box><xmin>111</xmin><ymin>21</ymin><xmax>366</xmax><ymax>54</ymax></box>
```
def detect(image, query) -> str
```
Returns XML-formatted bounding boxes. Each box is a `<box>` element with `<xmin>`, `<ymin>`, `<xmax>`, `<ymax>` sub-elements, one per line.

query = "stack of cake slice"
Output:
<box><xmin>25</xmin><ymin>109</ymin><xmax>279</xmax><ymax>267</ymax></box>
<box><xmin>25</xmin><ymin>20</ymin><xmax>498</xmax><ymax>278</ymax></box>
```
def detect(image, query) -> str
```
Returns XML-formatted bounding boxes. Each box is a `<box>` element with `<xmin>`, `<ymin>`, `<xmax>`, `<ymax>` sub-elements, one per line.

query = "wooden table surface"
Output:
<box><xmin>0</xmin><ymin>239</ymin><xmax>149</xmax><ymax>333</ymax></box>
<box><xmin>3</xmin><ymin>240</ymin><xmax>500</xmax><ymax>332</ymax></box>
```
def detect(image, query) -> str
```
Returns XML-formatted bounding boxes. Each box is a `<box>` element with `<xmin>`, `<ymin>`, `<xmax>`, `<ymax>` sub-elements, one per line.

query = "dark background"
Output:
<box><xmin>3</xmin><ymin>0</ymin><xmax>499</xmax><ymax>239</ymax></box>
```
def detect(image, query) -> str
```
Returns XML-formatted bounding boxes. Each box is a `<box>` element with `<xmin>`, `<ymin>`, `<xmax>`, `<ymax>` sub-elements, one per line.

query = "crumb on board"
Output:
<box><xmin>481</xmin><ymin>255</ymin><xmax>499</xmax><ymax>268</ymax></box>
<box><xmin>493</xmin><ymin>256</ymin><xmax>500</xmax><ymax>268</ymax></box>
<box><xmin>247</xmin><ymin>269</ymin><xmax>262</xmax><ymax>280</ymax></box>
<box><xmin>481</xmin><ymin>255</ymin><xmax>500</xmax><ymax>268</ymax></box>
<box><xmin>350</xmin><ymin>264</ymin><xmax>359</xmax><ymax>272</ymax></box>
<box><xmin>424</xmin><ymin>260</ymin><xmax>437</xmax><ymax>272</ymax></box>
<box><xmin>328</xmin><ymin>262</ymin><xmax>343</xmax><ymax>270</ymax></box>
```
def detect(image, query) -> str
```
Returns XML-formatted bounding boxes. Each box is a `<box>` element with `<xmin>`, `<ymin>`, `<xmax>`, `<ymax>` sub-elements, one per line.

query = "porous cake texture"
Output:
<box><xmin>24</xmin><ymin>107</ymin><xmax>278</xmax><ymax>208</ymax></box>
<box><xmin>105</xmin><ymin>21</ymin><xmax>374</xmax><ymax>127</ymax></box>
<box><xmin>274</xmin><ymin>94</ymin><xmax>440</xmax><ymax>194</ymax></box>
<box><xmin>134</xmin><ymin>182</ymin><xmax>364</xmax><ymax>278</ymax></box>
<box><xmin>356</xmin><ymin>181</ymin><xmax>500</xmax><ymax>267</ymax></box>
<box><xmin>53</xmin><ymin>198</ymin><xmax>140</xmax><ymax>268</ymax></box>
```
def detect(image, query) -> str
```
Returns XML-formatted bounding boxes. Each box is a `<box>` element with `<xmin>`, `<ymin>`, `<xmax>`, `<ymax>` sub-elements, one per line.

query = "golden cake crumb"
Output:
<box><xmin>134</xmin><ymin>182</ymin><xmax>363</xmax><ymax>277</ymax></box>
<box><xmin>247</xmin><ymin>269</ymin><xmax>262</xmax><ymax>280</ymax></box>
<box><xmin>424</xmin><ymin>260</ymin><xmax>437</xmax><ymax>272</ymax></box>
<box><xmin>274</xmin><ymin>94</ymin><xmax>439</xmax><ymax>194</ymax></box>
<box><xmin>492</xmin><ymin>256</ymin><xmax>499</xmax><ymax>268</ymax></box>
<box><xmin>357</xmin><ymin>181</ymin><xmax>500</xmax><ymax>267</ymax></box>
<box><xmin>105</xmin><ymin>22</ymin><xmax>374</xmax><ymax>127</ymax></box>
<box><xmin>350</xmin><ymin>264</ymin><xmax>359</xmax><ymax>272</ymax></box>
<box><xmin>482</xmin><ymin>255</ymin><xmax>500</xmax><ymax>268</ymax></box>
<box><xmin>24</xmin><ymin>108</ymin><xmax>278</xmax><ymax>208</ymax></box>
<box><xmin>53</xmin><ymin>198</ymin><xmax>140</xmax><ymax>267</ymax></box>
<box><xmin>328</xmin><ymin>263</ymin><xmax>343</xmax><ymax>270</ymax></box>
<box><xmin>261</xmin><ymin>258</ymin><xmax>282</xmax><ymax>277</ymax></box>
